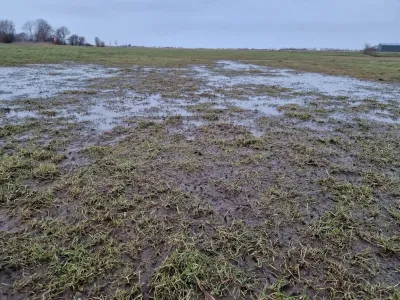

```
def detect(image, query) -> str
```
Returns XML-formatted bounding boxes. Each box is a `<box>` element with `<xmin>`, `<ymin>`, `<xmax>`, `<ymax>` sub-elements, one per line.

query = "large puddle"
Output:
<box><xmin>0</xmin><ymin>64</ymin><xmax>118</xmax><ymax>100</ymax></box>
<box><xmin>1</xmin><ymin>61</ymin><xmax>399</xmax><ymax>132</ymax></box>
<box><xmin>2</xmin><ymin>93</ymin><xmax>196</xmax><ymax>131</ymax></box>
<box><xmin>208</xmin><ymin>61</ymin><xmax>400</xmax><ymax>101</ymax></box>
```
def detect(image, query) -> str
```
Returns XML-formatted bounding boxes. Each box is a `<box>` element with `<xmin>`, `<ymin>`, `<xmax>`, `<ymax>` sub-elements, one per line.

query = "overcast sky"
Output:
<box><xmin>4</xmin><ymin>0</ymin><xmax>400</xmax><ymax>49</ymax></box>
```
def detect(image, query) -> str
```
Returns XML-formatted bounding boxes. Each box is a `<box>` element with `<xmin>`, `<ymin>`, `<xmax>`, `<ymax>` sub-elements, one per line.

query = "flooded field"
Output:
<box><xmin>1</xmin><ymin>61</ymin><xmax>399</xmax><ymax>131</ymax></box>
<box><xmin>1</xmin><ymin>60</ymin><xmax>400</xmax><ymax>299</ymax></box>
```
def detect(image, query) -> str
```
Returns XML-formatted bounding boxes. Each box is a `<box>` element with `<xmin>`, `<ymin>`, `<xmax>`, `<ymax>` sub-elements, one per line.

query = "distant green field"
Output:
<box><xmin>1</xmin><ymin>43</ymin><xmax>400</xmax><ymax>81</ymax></box>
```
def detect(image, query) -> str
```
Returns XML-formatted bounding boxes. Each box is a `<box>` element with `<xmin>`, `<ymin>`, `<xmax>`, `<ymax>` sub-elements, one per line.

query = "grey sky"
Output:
<box><xmin>4</xmin><ymin>0</ymin><xmax>400</xmax><ymax>49</ymax></box>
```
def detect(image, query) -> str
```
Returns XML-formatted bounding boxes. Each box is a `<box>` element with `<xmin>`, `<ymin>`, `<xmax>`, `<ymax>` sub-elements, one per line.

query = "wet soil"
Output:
<box><xmin>0</xmin><ymin>61</ymin><xmax>399</xmax><ymax>299</ymax></box>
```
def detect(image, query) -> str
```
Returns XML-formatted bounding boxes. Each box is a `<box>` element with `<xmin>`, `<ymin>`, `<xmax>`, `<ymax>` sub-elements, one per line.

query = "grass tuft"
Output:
<box><xmin>150</xmin><ymin>246</ymin><xmax>256</xmax><ymax>299</ymax></box>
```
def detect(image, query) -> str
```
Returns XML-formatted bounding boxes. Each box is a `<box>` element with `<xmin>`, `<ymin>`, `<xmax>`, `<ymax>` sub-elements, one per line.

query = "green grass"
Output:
<box><xmin>1</xmin><ymin>114</ymin><xmax>399</xmax><ymax>299</ymax></box>
<box><xmin>32</xmin><ymin>162</ymin><xmax>60</xmax><ymax>179</ymax></box>
<box><xmin>278</xmin><ymin>104</ymin><xmax>313</xmax><ymax>120</ymax></box>
<box><xmin>1</xmin><ymin>43</ymin><xmax>400</xmax><ymax>81</ymax></box>
<box><xmin>151</xmin><ymin>246</ymin><xmax>255</xmax><ymax>299</ymax></box>
<box><xmin>0</xmin><ymin>124</ymin><xmax>28</xmax><ymax>137</ymax></box>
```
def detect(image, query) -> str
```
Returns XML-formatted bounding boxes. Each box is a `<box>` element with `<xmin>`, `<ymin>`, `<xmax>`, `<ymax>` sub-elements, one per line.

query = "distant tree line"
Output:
<box><xmin>0</xmin><ymin>18</ymin><xmax>106</xmax><ymax>47</ymax></box>
<box><xmin>0</xmin><ymin>20</ymin><xmax>16</xmax><ymax>43</ymax></box>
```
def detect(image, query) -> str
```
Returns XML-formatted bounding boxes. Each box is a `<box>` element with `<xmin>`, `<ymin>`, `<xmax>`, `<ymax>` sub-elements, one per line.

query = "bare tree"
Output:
<box><xmin>15</xmin><ymin>32</ymin><xmax>29</xmax><ymax>42</ymax></box>
<box><xmin>22</xmin><ymin>20</ymin><xmax>35</xmax><ymax>41</ymax></box>
<box><xmin>0</xmin><ymin>20</ymin><xmax>16</xmax><ymax>34</ymax></box>
<box><xmin>55</xmin><ymin>26</ymin><xmax>70</xmax><ymax>45</ymax></box>
<box><xmin>0</xmin><ymin>20</ymin><xmax>16</xmax><ymax>43</ymax></box>
<box><xmin>78</xmin><ymin>36</ymin><xmax>86</xmax><ymax>46</ymax></box>
<box><xmin>69</xmin><ymin>34</ymin><xmax>79</xmax><ymax>46</ymax></box>
<box><xmin>94</xmin><ymin>37</ymin><xmax>106</xmax><ymax>47</ymax></box>
<box><xmin>95</xmin><ymin>37</ymin><xmax>101</xmax><ymax>47</ymax></box>
<box><xmin>34</xmin><ymin>19</ymin><xmax>53</xmax><ymax>42</ymax></box>
<box><xmin>363</xmin><ymin>43</ymin><xmax>377</xmax><ymax>55</ymax></box>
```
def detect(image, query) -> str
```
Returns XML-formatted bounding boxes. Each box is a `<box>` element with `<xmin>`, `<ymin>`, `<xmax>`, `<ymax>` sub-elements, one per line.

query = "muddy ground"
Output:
<box><xmin>0</xmin><ymin>61</ymin><xmax>400</xmax><ymax>299</ymax></box>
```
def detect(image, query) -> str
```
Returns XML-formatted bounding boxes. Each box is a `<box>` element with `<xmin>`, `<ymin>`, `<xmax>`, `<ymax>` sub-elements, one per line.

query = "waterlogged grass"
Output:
<box><xmin>151</xmin><ymin>246</ymin><xmax>256</xmax><ymax>299</ymax></box>
<box><xmin>32</xmin><ymin>162</ymin><xmax>60</xmax><ymax>179</ymax></box>
<box><xmin>1</xmin><ymin>43</ymin><xmax>400</xmax><ymax>81</ymax></box>
<box><xmin>0</xmin><ymin>147</ymin><xmax>64</xmax><ymax>183</ymax></box>
<box><xmin>278</xmin><ymin>104</ymin><xmax>313</xmax><ymax>120</ymax></box>
<box><xmin>0</xmin><ymin>124</ymin><xmax>27</xmax><ymax>138</ymax></box>
<box><xmin>1</xmin><ymin>53</ymin><xmax>400</xmax><ymax>299</ymax></box>
<box><xmin>2</xmin><ymin>114</ymin><xmax>398</xmax><ymax>299</ymax></box>
<box><xmin>62</xmin><ymin>89</ymin><xmax>98</xmax><ymax>95</ymax></box>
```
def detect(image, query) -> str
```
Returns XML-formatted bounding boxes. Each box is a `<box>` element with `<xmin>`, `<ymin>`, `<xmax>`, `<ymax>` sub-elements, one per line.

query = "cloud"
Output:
<box><xmin>4</xmin><ymin>0</ymin><xmax>400</xmax><ymax>48</ymax></box>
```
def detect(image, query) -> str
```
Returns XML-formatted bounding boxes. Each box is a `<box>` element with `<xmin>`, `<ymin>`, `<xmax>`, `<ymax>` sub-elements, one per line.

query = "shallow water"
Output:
<box><xmin>6</xmin><ymin>109</ymin><xmax>38</xmax><ymax>119</ymax></box>
<box><xmin>329</xmin><ymin>111</ymin><xmax>399</xmax><ymax>124</ymax></box>
<box><xmin>79</xmin><ymin>93</ymin><xmax>194</xmax><ymax>130</ymax></box>
<box><xmin>364</xmin><ymin>113</ymin><xmax>399</xmax><ymax>124</ymax></box>
<box><xmin>195</xmin><ymin>61</ymin><xmax>400</xmax><ymax>102</ymax></box>
<box><xmin>1</xmin><ymin>92</ymin><xmax>195</xmax><ymax>130</ymax></box>
<box><xmin>0</xmin><ymin>64</ymin><xmax>118</xmax><ymax>100</ymax></box>
<box><xmin>1</xmin><ymin>62</ymin><xmax>400</xmax><ymax>131</ymax></box>
<box><xmin>228</xmin><ymin>98</ymin><xmax>281</xmax><ymax>116</ymax></box>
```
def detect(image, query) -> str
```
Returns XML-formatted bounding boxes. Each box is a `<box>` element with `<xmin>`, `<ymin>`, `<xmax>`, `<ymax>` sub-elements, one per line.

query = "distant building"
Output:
<box><xmin>377</xmin><ymin>43</ymin><xmax>400</xmax><ymax>52</ymax></box>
